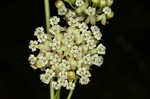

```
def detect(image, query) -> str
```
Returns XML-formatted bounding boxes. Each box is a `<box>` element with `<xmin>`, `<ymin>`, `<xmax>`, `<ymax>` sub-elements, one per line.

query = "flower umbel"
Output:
<box><xmin>29</xmin><ymin>0</ymin><xmax>115</xmax><ymax>99</ymax></box>
<box><xmin>29</xmin><ymin>16</ymin><xmax>106</xmax><ymax>90</ymax></box>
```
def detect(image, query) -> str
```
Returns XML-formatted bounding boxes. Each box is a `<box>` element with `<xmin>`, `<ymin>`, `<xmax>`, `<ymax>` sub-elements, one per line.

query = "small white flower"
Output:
<box><xmin>66</xmin><ymin>10</ymin><xmax>76</xmax><ymax>19</ymax></box>
<box><xmin>30</xmin><ymin>65</ymin><xmax>38</xmax><ymax>70</ymax></box>
<box><xmin>68</xmin><ymin>17</ymin><xmax>79</xmax><ymax>27</ymax></box>
<box><xmin>79</xmin><ymin>22</ymin><xmax>88</xmax><ymax>32</ymax></box>
<box><xmin>46</xmin><ymin>69</ymin><xmax>55</xmax><ymax>78</ymax></box>
<box><xmin>97</xmin><ymin>44</ymin><xmax>106</xmax><ymax>55</ymax></box>
<box><xmin>34</xmin><ymin>27</ymin><xmax>47</xmax><ymax>43</ymax></box>
<box><xmin>85</xmin><ymin>7</ymin><xmax>96</xmax><ymax>16</ymax></box>
<box><xmin>103</xmin><ymin>7</ymin><xmax>112</xmax><ymax>16</ymax></box>
<box><xmin>28</xmin><ymin>54</ymin><xmax>37</xmax><ymax>69</ymax></box>
<box><xmin>40</xmin><ymin>73</ymin><xmax>51</xmax><ymax>84</ymax></box>
<box><xmin>64</xmin><ymin>32</ymin><xmax>74</xmax><ymax>42</ymax></box>
<box><xmin>38</xmin><ymin>56</ymin><xmax>48</xmax><ymax>67</ymax></box>
<box><xmin>37</xmin><ymin>33</ymin><xmax>47</xmax><ymax>43</ymax></box>
<box><xmin>76</xmin><ymin>67</ymin><xmax>91</xmax><ymax>78</ymax></box>
<box><xmin>81</xmin><ymin>30</ymin><xmax>92</xmax><ymax>41</ymax></box>
<box><xmin>66</xmin><ymin>81</ymin><xmax>75</xmax><ymax>90</ymax></box>
<box><xmin>50</xmin><ymin>16</ymin><xmax>60</xmax><ymax>26</ymax></box>
<box><xmin>79</xmin><ymin>77</ymin><xmax>90</xmax><ymax>85</ymax></box>
<box><xmin>75</xmin><ymin>0</ymin><xmax>84</xmax><ymax>7</ymax></box>
<box><xmin>34</xmin><ymin>27</ymin><xmax>44</xmax><ymax>37</ymax></box>
<box><xmin>52</xmin><ymin>81</ymin><xmax>61</xmax><ymax>90</ymax></box>
<box><xmin>86</xmin><ymin>39</ymin><xmax>96</xmax><ymax>50</ymax></box>
<box><xmin>50</xmin><ymin>38</ymin><xmax>61</xmax><ymax>50</ymax></box>
<box><xmin>83</xmin><ymin>54</ymin><xmax>92</xmax><ymax>65</ymax></box>
<box><xmin>91</xmin><ymin>25</ymin><xmax>100</xmax><ymax>33</ymax></box>
<box><xmin>59</xmin><ymin>60</ymin><xmax>71</xmax><ymax>71</ymax></box>
<box><xmin>29</xmin><ymin>40</ymin><xmax>38</xmax><ymax>52</ymax></box>
<box><xmin>49</xmin><ymin>25</ymin><xmax>62</xmax><ymax>35</ymax></box>
<box><xmin>91</xmin><ymin>54</ymin><xmax>103</xmax><ymax>67</ymax></box>
<box><xmin>28</xmin><ymin>54</ymin><xmax>36</xmax><ymax>65</ymax></box>
<box><xmin>70</xmin><ymin>46</ymin><xmax>81</xmax><ymax>58</ymax></box>
<box><xmin>93</xmin><ymin>31</ymin><xmax>102</xmax><ymax>40</ymax></box>
<box><xmin>49</xmin><ymin>54</ymin><xmax>61</xmax><ymax>65</ymax></box>
<box><xmin>58</xmin><ymin>6</ymin><xmax>67</xmax><ymax>15</ymax></box>
<box><xmin>57</xmin><ymin>79</ymin><xmax>68</xmax><ymax>87</ymax></box>
<box><xmin>58</xmin><ymin>71</ymin><xmax>68</xmax><ymax>80</ymax></box>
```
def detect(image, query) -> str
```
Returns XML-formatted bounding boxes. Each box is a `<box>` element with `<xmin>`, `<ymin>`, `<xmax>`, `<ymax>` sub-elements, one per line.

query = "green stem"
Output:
<box><xmin>55</xmin><ymin>89</ymin><xmax>61</xmax><ymax>99</ymax></box>
<box><xmin>44</xmin><ymin>1</ymin><xmax>53</xmax><ymax>98</ymax></box>
<box><xmin>50</xmin><ymin>80</ymin><xmax>55</xmax><ymax>99</ymax></box>
<box><xmin>67</xmin><ymin>89</ymin><xmax>74</xmax><ymax>99</ymax></box>
<box><xmin>69</xmin><ymin>2</ymin><xmax>75</xmax><ymax>9</ymax></box>
<box><xmin>66</xmin><ymin>79</ymin><xmax>77</xmax><ymax>99</ymax></box>
<box><xmin>44</xmin><ymin>0</ymin><xmax>50</xmax><ymax>33</ymax></box>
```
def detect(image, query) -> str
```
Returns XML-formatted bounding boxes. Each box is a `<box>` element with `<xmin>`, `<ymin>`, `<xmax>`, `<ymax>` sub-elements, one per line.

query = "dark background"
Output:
<box><xmin>0</xmin><ymin>0</ymin><xmax>150</xmax><ymax>99</ymax></box>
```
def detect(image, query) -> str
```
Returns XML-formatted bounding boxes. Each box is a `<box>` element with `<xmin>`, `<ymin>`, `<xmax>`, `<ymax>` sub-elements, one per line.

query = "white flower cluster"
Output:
<box><xmin>77</xmin><ymin>67</ymin><xmax>91</xmax><ymax>85</ymax></box>
<box><xmin>56</xmin><ymin>0</ymin><xmax>114</xmax><ymax>25</ymax></box>
<box><xmin>34</xmin><ymin>27</ymin><xmax>48</xmax><ymax>43</ymax></box>
<box><xmin>29</xmin><ymin>16</ymin><xmax>106</xmax><ymax>89</ymax></box>
<box><xmin>29</xmin><ymin>0</ymin><xmax>114</xmax><ymax>94</ymax></box>
<box><xmin>29</xmin><ymin>16</ymin><xmax>106</xmax><ymax>90</ymax></box>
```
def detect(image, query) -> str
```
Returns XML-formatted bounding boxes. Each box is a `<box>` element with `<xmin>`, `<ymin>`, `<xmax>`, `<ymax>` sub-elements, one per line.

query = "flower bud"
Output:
<box><xmin>99</xmin><ymin>0</ymin><xmax>107</xmax><ymax>8</ymax></box>
<box><xmin>55</xmin><ymin>0</ymin><xmax>64</xmax><ymax>8</ymax></box>
<box><xmin>92</xmin><ymin>0</ymin><xmax>100</xmax><ymax>4</ymax></box>
<box><xmin>106</xmin><ymin>0</ymin><xmax>114</xmax><ymax>6</ymax></box>
<box><xmin>67</xmin><ymin>71</ymin><xmax>76</xmax><ymax>81</ymax></box>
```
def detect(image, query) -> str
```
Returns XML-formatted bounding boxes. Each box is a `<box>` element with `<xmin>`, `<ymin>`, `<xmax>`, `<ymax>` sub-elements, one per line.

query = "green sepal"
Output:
<box><xmin>90</xmin><ymin>15</ymin><xmax>96</xmax><ymax>25</ymax></box>
<box><xmin>96</xmin><ymin>14</ymin><xmax>103</xmax><ymax>22</ymax></box>
<box><xmin>96</xmin><ymin>14</ymin><xmax>107</xmax><ymax>25</ymax></box>
<box><xmin>106</xmin><ymin>0</ymin><xmax>114</xmax><ymax>6</ymax></box>
<box><xmin>107</xmin><ymin>11</ymin><xmax>114</xmax><ymax>19</ymax></box>
<box><xmin>85</xmin><ymin>16</ymin><xmax>90</xmax><ymax>24</ymax></box>
<box><xmin>55</xmin><ymin>0</ymin><xmax>65</xmax><ymax>8</ymax></box>
<box><xmin>101</xmin><ymin>14</ymin><xmax>107</xmax><ymax>25</ymax></box>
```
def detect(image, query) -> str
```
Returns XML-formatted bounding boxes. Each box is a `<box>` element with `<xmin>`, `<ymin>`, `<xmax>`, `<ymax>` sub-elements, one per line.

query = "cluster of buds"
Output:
<box><xmin>28</xmin><ymin>15</ymin><xmax>106</xmax><ymax>90</ymax></box>
<box><xmin>55</xmin><ymin>0</ymin><xmax>114</xmax><ymax>25</ymax></box>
